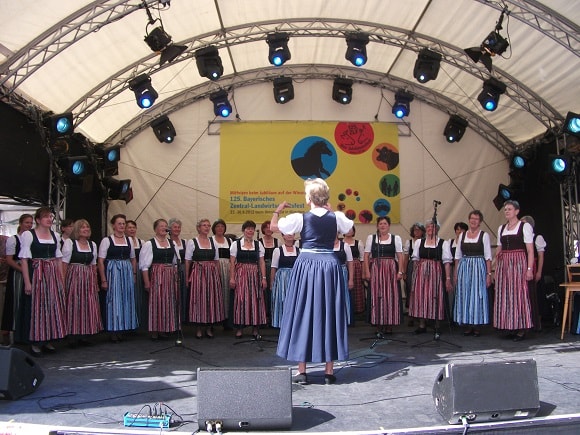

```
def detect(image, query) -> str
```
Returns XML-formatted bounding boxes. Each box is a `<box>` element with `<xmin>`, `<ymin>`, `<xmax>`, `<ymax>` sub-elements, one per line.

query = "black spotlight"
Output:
<box><xmin>464</xmin><ymin>8</ymin><xmax>510</xmax><ymax>72</ymax></box>
<box><xmin>345</xmin><ymin>32</ymin><xmax>369</xmax><ymax>67</ymax></box>
<box><xmin>413</xmin><ymin>48</ymin><xmax>442</xmax><ymax>84</ymax></box>
<box><xmin>443</xmin><ymin>115</ymin><xmax>468</xmax><ymax>143</ymax></box>
<box><xmin>195</xmin><ymin>46</ymin><xmax>223</xmax><ymax>81</ymax></box>
<box><xmin>548</xmin><ymin>153</ymin><xmax>572</xmax><ymax>181</ymax></box>
<box><xmin>267</xmin><ymin>32</ymin><xmax>291</xmax><ymax>67</ymax></box>
<box><xmin>96</xmin><ymin>145</ymin><xmax>121</xmax><ymax>176</ymax></box>
<box><xmin>209</xmin><ymin>89</ymin><xmax>232</xmax><ymax>117</ymax></box>
<box><xmin>563</xmin><ymin>111</ymin><xmax>580</xmax><ymax>137</ymax></box>
<box><xmin>332</xmin><ymin>78</ymin><xmax>353</xmax><ymax>105</ymax></box>
<box><xmin>104</xmin><ymin>176</ymin><xmax>132</xmax><ymax>202</ymax></box>
<box><xmin>150</xmin><ymin>115</ymin><xmax>176</xmax><ymax>143</ymax></box>
<box><xmin>59</xmin><ymin>156</ymin><xmax>88</xmax><ymax>178</ymax></box>
<box><xmin>477</xmin><ymin>77</ymin><xmax>506</xmax><ymax>112</ymax></box>
<box><xmin>128</xmin><ymin>74</ymin><xmax>158</xmax><ymax>109</ymax></box>
<box><xmin>392</xmin><ymin>90</ymin><xmax>414</xmax><ymax>119</ymax></box>
<box><xmin>45</xmin><ymin>112</ymin><xmax>74</xmax><ymax>139</ymax></box>
<box><xmin>273</xmin><ymin>77</ymin><xmax>294</xmax><ymax>104</ymax></box>
<box><xmin>510</xmin><ymin>152</ymin><xmax>527</xmax><ymax>171</ymax></box>
<box><xmin>144</xmin><ymin>26</ymin><xmax>187</xmax><ymax>65</ymax></box>
<box><xmin>493</xmin><ymin>183</ymin><xmax>519</xmax><ymax>210</ymax></box>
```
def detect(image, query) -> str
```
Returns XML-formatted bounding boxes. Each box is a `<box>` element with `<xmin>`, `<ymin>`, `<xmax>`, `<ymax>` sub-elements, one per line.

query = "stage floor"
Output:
<box><xmin>1</xmin><ymin>320</ymin><xmax>580</xmax><ymax>434</ymax></box>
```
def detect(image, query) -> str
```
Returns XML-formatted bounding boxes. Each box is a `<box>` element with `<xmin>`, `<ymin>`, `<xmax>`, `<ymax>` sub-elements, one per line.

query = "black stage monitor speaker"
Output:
<box><xmin>0</xmin><ymin>347</ymin><xmax>44</xmax><ymax>400</ymax></box>
<box><xmin>433</xmin><ymin>359</ymin><xmax>540</xmax><ymax>424</ymax></box>
<box><xmin>197</xmin><ymin>367</ymin><xmax>292</xmax><ymax>431</ymax></box>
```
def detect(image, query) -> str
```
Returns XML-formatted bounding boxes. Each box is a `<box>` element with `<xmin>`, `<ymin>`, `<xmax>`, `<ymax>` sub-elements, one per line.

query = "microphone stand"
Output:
<box><xmin>413</xmin><ymin>201</ymin><xmax>461</xmax><ymax>349</ymax></box>
<box><xmin>360</xmin><ymin>231</ymin><xmax>407</xmax><ymax>349</ymax></box>
<box><xmin>151</xmin><ymin>237</ymin><xmax>202</xmax><ymax>356</ymax></box>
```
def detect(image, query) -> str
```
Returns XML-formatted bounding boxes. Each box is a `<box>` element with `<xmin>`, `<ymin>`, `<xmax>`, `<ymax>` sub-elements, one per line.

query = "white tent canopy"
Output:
<box><xmin>0</xmin><ymin>0</ymin><xmax>578</xmax><ymax>238</ymax></box>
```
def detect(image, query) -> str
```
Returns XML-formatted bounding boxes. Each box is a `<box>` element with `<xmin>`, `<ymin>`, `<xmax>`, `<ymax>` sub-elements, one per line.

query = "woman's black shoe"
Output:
<box><xmin>324</xmin><ymin>374</ymin><xmax>337</xmax><ymax>385</ymax></box>
<box><xmin>292</xmin><ymin>373</ymin><xmax>308</xmax><ymax>384</ymax></box>
<box><xmin>414</xmin><ymin>327</ymin><xmax>427</xmax><ymax>334</ymax></box>
<box><xmin>30</xmin><ymin>345</ymin><xmax>42</xmax><ymax>357</ymax></box>
<box><xmin>513</xmin><ymin>333</ymin><xmax>526</xmax><ymax>342</ymax></box>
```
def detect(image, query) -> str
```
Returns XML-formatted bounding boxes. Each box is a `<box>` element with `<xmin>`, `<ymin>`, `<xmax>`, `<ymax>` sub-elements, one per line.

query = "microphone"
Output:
<box><xmin>434</xmin><ymin>200</ymin><xmax>442</xmax><ymax>205</ymax></box>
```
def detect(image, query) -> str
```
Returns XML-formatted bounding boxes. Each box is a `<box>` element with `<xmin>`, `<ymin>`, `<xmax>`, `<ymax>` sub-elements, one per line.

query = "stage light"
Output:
<box><xmin>510</xmin><ymin>152</ymin><xmax>527</xmax><ymax>170</ymax></box>
<box><xmin>96</xmin><ymin>145</ymin><xmax>121</xmax><ymax>176</ymax></box>
<box><xmin>144</xmin><ymin>26</ymin><xmax>186</xmax><ymax>65</ymax></box>
<box><xmin>150</xmin><ymin>115</ymin><xmax>176</xmax><ymax>143</ymax></box>
<box><xmin>413</xmin><ymin>48</ymin><xmax>442</xmax><ymax>84</ymax></box>
<box><xmin>267</xmin><ymin>33</ymin><xmax>291</xmax><ymax>67</ymax></box>
<box><xmin>104</xmin><ymin>176</ymin><xmax>132</xmax><ymax>202</ymax></box>
<box><xmin>493</xmin><ymin>182</ymin><xmax>521</xmax><ymax>210</ymax></box>
<box><xmin>59</xmin><ymin>156</ymin><xmax>88</xmax><ymax>177</ymax></box>
<box><xmin>477</xmin><ymin>77</ymin><xmax>506</xmax><ymax>112</ymax></box>
<box><xmin>209</xmin><ymin>89</ymin><xmax>232</xmax><ymax>117</ymax></box>
<box><xmin>332</xmin><ymin>78</ymin><xmax>353</xmax><ymax>105</ymax></box>
<box><xmin>443</xmin><ymin>115</ymin><xmax>468</xmax><ymax>143</ymax></box>
<box><xmin>464</xmin><ymin>8</ymin><xmax>509</xmax><ymax>72</ymax></box>
<box><xmin>392</xmin><ymin>90</ymin><xmax>414</xmax><ymax>119</ymax></box>
<box><xmin>195</xmin><ymin>46</ymin><xmax>223</xmax><ymax>81</ymax></box>
<box><xmin>45</xmin><ymin>112</ymin><xmax>74</xmax><ymax>138</ymax></box>
<box><xmin>548</xmin><ymin>153</ymin><xmax>572</xmax><ymax>181</ymax></box>
<box><xmin>563</xmin><ymin>111</ymin><xmax>580</xmax><ymax>137</ymax></box>
<box><xmin>128</xmin><ymin>74</ymin><xmax>158</xmax><ymax>109</ymax></box>
<box><xmin>345</xmin><ymin>32</ymin><xmax>369</xmax><ymax>67</ymax></box>
<box><xmin>273</xmin><ymin>77</ymin><xmax>294</xmax><ymax>104</ymax></box>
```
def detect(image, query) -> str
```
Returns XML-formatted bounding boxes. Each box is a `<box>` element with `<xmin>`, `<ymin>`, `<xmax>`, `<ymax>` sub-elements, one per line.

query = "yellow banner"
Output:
<box><xmin>220</xmin><ymin>121</ymin><xmax>399</xmax><ymax>224</ymax></box>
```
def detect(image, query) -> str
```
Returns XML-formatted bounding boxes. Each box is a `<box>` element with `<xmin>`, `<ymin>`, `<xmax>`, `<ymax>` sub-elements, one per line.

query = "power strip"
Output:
<box><xmin>123</xmin><ymin>411</ymin><xmax>172</xmax><ymax>428</ymax></box>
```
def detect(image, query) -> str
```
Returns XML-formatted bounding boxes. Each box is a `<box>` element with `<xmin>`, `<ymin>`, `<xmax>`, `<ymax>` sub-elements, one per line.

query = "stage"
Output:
<box><xmin>1</xmin><ymin>321</ymin><xmax>580</xmax><ymax>434</ymax></box>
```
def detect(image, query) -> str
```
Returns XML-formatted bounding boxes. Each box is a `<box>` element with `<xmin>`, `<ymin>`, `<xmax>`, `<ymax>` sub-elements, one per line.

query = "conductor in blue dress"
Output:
<box><xmin>271</xmin><ymin>178</ymin><xmax>353</xmax><ymax>385</ymax></box>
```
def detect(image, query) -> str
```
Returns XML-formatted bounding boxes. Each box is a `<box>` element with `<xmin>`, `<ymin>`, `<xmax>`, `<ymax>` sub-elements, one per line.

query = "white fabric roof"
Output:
<box><xmin>1</xmin><ymin>0</ymin><xmax>579</xmax><ymax>153</ymax></box>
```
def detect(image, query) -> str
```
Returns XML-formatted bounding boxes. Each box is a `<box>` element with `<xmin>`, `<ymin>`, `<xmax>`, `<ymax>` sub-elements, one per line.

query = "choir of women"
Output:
<box><xmin>1</xmin><ymin>197</ymin><xmax>551</xmax><ymax>358</ymax></box>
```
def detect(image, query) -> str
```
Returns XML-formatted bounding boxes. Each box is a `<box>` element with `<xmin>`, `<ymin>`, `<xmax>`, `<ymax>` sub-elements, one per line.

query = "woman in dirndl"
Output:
<box><xmin>453</xmin><ymin>210</ymin><xmax>492</xmax><ymax>337</ymax></box>
<box><xmin>98</xmin><ymin>214</ymin><xmax>138</xmax><ymax>342</ymax></box>
<box><xmin>211</xmin><ymin>219</ymin><xmax>233</xmax><ymax>329</ymax></box>
<box><xmin>363</xmin><ymin>216</ymin><xmax>404</xmax><ymax>336</ymax></box>
<box><xmin>20</xmin><ymin>206</ymin><xmax>68</xmax><ymax>356</ymax></box>
<box><xmin>185</xmin><ymin>218</ymin><xmax>225</xmax><ymax>339</ymax></box>
<box><xmin>126</xmin><ymin>220</ymin><xmax>146</xmax><ymax>330</ymax></box>
<box><xmin>494</xmin><ymin>200</ymin><xmax>534</xmax><ymax>341</ymax></box>
<box><xmin>229</xmin><ymin>220</ymin><xmax>267</xmax><ymax>339</ymax></box>
<box><xmin>271</xmin><ymin>178</ymin><xmax>353</xmax><ymax>385</ymax></box>
<box><xmin>62</xmin><ymin>219</ymin><xmax>102</xmax><ymax>346</ymax></box>
<box><xmin>139</xmin><ymin>219</ymin><xmax>180</xmax><ymax>341</ymax></box>
<box><xmin>409</xmin><ymin>219</ymin><xmax>453</xmax><ymax>335</ymax></box>
<box><xmin>1</xmin><ymin>213</ymin><xmax>33</xmax><ymax>345</ymax></box>
<box><xmin>270</xmin><ymin>233</ymin><xmax>300</xmax><ymax>328</ymax></box>
<box><xmin>343</xmin><ymin>226</ymin><xmax>365</xmax><ymax>320</ymax></box>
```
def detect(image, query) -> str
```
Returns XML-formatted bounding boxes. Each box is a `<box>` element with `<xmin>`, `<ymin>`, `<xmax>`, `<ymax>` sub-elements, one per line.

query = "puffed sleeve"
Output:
<box><xmin>229</xmin><ymin>240</ymin><xmax>238</xmax><ymax>257</ymax></box>
<box><xmin>18</xmin><ymin>231</ymin><xmax>33</xmax><ymax>259</ymax></box>
<box><xmin>344</xmin><ymin>243</ymin><xmax>353</xmax><ymax>261</ymax></box>
<box><xmin>441</xmin><ymin>239</ymin><xmax>453</xmax><ymax>263</ymax></box>
<box><xmin>5</xmin><ymin>236</ymin><xmax>16</xmax><ymax>256</ymax></box>
<box><xmin>61</xmin><ymin>238</ymin><xmax>74</xmax><ymax>263</ymax></box>
<box><xmin>98</xmin><ymin>236</ymin><xmax>111</xmax><ymax>259</ymax></box>
<box><xmin>277</xmin><ymin>213</ymin><xmax>303</xmax><ymax>235</ymax></box>
<box><xmin>411</xmin><ymin>238</ymin><xmax>421</xmax><ymax>261</ymax></box>
<box><xmin>394</xmin><ymin>235</ymin><xmax>403</xmax><ymax>253</ymax></box>
<box><xmin>535</xmin><ymin>234</ymin><xmax>547</xmax><ymax>252</ymax></box>
<box><xmin>364</xmin><ymin>234</ymin><xmax>374</xmax><ymax>253</ymax></box>
<box><xmin>139</xmin><ymin>241</ymin><xmax>153</xmax><ymax>271</ymax></box>
<box><xmin>271</xmin><ymin>247</ymin><xmax>281</xmax><ymax>268</ymax></box>
<box><xmin>91</xmin><ymin>241</ymin><xmax>98</xmax><ymax>265</ymax></box>
<box><xmin>185</xmin><ymin>238</ymin><xmax>195</xmax><ymax>261</ymax></box>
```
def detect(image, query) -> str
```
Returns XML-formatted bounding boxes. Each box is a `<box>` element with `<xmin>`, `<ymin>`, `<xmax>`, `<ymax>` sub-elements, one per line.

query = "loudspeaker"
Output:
<box><xmin>433</xmin><ymin>359</ymin><xmax>540</xmax><ymax>424</ymax></box>
<box><xmin>197</xmin><ymin>367</ymin><xmax>292</xmax><ymax>431</ymax></box>
<box><xmin>0</xmin><ymin>347</ymin><xmax>44</xmax><ymax>400</ymax></box>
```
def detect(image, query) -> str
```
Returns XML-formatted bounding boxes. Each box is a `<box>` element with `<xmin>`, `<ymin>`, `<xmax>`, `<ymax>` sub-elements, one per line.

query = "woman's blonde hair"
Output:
<box><xmin>72</xmin><ymin>219</ymin><xmax>91</xmax><ymax>240</ymax></box>
<box><xmin>305</xmin><ymin>178</ymin><xmax>329</xmax><ymax>207</ymax></box>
